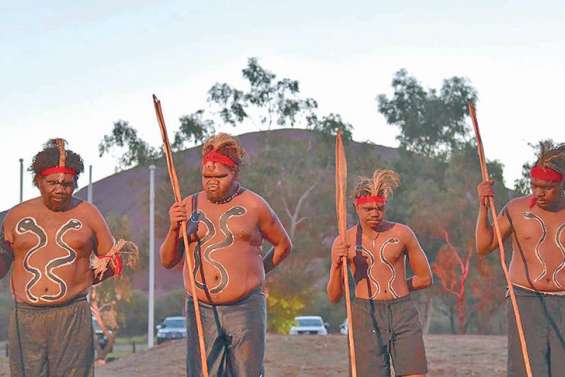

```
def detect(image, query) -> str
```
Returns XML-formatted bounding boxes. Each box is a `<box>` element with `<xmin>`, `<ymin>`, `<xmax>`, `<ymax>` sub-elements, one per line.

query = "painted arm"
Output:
<box><xmin>88</xmin><ymin>204</ymin><xmax>118</xmax><ymax>283</ymax></box>
<box><xmin>475</xmin><ymin>181</ymin><xmax>512</xmax><ymax>256</ymax></box>
<box><xmin>159</xmin><ymin>199</ymin><xmax>190</xmax><ymax>269</ymax></box>
<box><xmin>405</xmin><ymin>228</ymin><xmax>432</xmax><ymax>291</ymax></box>
<box><xmin>258</xmin><ymin>200</ymin><xmax>292</xmax><ymax>274</ymax></box>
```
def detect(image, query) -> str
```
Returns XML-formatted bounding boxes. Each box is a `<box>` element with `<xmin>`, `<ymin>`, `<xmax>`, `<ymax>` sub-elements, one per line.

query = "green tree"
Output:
<box><xmin>377</xmin><ymin>69</ymin><xmax>478</xmax><ymax>158</ymax></box>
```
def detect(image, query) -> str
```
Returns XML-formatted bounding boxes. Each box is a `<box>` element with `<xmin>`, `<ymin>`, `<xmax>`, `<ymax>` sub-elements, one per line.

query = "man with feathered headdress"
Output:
<box><xmin>159</xmin><ymin>132</ymin><xmax>292</xmax><ymax>377</ymax></box>
<box><xmin>476</xmin><ymin>141</ymin><xmax>565</xmax><ymax>377</ymax></box>
<box><xmin>0</xmin><ymin>139</ymin><xmax>134</xmax><ymax>377</ymax></box>
<box><xmin>327</xmin><ymin>168</ymin><xmax>433</xmax><ymax>377</ymax></box>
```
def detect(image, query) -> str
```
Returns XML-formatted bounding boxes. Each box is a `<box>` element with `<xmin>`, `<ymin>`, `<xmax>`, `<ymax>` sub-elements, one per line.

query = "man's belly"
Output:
<box><xmin>510</xmin><ymin>255</ymin><xmax>565</xmax><ymax>293</ymax></box>
<box><xmin>185</xmin><ymin>251</ymin><xmax>264</xmax><ymax>305</ymax></box>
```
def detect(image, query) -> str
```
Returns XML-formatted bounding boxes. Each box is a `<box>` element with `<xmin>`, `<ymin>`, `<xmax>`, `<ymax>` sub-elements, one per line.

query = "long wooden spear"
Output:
<box><xmin>153</xmin><ymin>95</ymin><xmax>209</xmax><ymax>377</ymax></box>
<box><xmin>335</xmin><ymin>132</ymin><xmax>358</xmax><ymax>377</ymax></box>
<box><xmin>468</xmin><ymin>101</ymin><xmax>532</xmax><ymax>377</ymax></box>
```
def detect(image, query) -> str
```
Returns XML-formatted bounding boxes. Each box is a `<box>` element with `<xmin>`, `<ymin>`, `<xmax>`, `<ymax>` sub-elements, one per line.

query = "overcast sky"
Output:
<box><xmin>1</xmin><ymin>0</ymin><xmax>564</xmax><ymax>211</ymax></box>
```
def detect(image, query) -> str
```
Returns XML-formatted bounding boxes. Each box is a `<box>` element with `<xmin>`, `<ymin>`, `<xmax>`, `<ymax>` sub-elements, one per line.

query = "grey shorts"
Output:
<box><xmin>9</xmin><ymin>295</ymin><xmax>94</xmax><ymax>377</ymax></box>
<box><xmin>186</xmin><ymin>288</ymin><xmax>266</xmax><ymax>377</ymax></box>
<box><xmin>507</xmin><ymin>286</ymin><xmax>565</xmax><ymax>377</ymax></box>
<box><xmin>351</xmin><ymin>295</ymin><xmax>427</xmax><ymax>377</ymax></box>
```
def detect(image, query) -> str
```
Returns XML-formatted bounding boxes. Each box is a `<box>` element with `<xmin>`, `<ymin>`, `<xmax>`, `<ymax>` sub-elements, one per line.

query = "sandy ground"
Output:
<box><xmin>0</xmin><ymin>334</ymin><xmax>506</xmax><ymax>376</ymax></box>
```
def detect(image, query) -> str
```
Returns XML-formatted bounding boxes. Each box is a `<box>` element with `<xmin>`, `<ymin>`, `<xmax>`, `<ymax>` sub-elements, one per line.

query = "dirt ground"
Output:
<box><xmin>0</xmin><ymin>334</ymin><xmax>506</xmax><ymax>376</ymax></box>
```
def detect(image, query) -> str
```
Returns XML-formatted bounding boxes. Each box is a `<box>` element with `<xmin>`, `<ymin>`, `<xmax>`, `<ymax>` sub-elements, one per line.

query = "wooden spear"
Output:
<box><xmin>335</xmin><ymin>132</ymin><xmax>358</xmax><ymax>377</ymax></box>
<box><xmin>468</xmin><ymin>101</ymin><xmax>532</xmax><ymax>377</ymax></box>
<box><xmin>153</xmin><ymin>95</ymin><xmax>209</xmax><ymax>377</ymax></box>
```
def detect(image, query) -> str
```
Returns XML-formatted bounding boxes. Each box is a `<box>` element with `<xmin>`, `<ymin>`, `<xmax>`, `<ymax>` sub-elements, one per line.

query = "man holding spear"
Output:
<box><xmin>159</xmin><ymin>132</ymin><xmax>292</xmax><ymax>377</ymax></box>
<box><xmin>476</xmin><ymin>141</ymin><xmax>565</xmax><ymax>377</ymax></box>
<box><xmin>327</xmin><ymin>168</ymin><xmax>433</xmax><ymax>377</ymax></box>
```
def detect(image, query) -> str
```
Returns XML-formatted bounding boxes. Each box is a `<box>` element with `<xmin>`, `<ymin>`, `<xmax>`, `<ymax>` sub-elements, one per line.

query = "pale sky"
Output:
<box><xmin>1</xmin><ymin>0</ymin><xmax>564</xmax><ymax>211</ymax></box>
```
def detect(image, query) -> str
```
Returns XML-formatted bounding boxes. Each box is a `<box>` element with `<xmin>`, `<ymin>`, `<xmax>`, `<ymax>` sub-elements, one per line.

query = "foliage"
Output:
<box><xmin>513</xmin><ymin>139</ymin><xmax>557</xmax><ymax>196</ymax></box>
<box><xmin>377</xmin><ymin>69</ymin><xmax>478</xmax><ymax>158</ymax></box>
<box><xmin>172</xmin><ymin>110</ymin><xmax>215</xmax><ymax>151</ymax></box>
<box><xmin>99</xmin><ymin>120</ymin><xmax>161</xmax><ymax>169</ymax></box>
<box><xmin>266</xmin><ymin>289</ymin><xmax>306</xmax><ymax>334</ymax></box>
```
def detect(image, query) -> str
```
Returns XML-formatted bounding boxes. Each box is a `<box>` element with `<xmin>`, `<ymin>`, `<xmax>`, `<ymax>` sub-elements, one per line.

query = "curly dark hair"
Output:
<box><xmin>201</xmin><ymin>133</ymin><xmax>246</xmax><ymax>171</ymax></box>
<box><xmin>29</xmin><ymin>138</ymin><xmax>84</xmax><ymax>187</ymax></box>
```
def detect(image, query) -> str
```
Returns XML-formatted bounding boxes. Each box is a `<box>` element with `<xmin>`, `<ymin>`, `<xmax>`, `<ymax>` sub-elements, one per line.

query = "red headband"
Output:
<box><xmin>39</xmin><ymin>166</ymin><xmax>77</xmax><ymax>177</ymax></box>
<box><xmin>354</xmin><ymin>195</ymin><xmax>386</xmax><ymax>206</ymax></box>
<box><xmin>530</xmin><ymin>166</ymin><xmax>563</xmax><ymax>183</ymax></box>
<box><xmin>202</xmin><ymin>150</ymin><xmax>237</xmax><ymax>168</ymax></box>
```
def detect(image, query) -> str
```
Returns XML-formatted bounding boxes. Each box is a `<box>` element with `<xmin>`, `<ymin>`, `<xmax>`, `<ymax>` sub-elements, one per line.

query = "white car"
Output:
<box><xmin>156</xmin><ymin>316</ymin><xmax>187</xmax><ymax>344</ymax></box>
<box><xmin>289</xmin><ymin>316</ymin><xmax>328</xmax><ymax>335</ymax></box>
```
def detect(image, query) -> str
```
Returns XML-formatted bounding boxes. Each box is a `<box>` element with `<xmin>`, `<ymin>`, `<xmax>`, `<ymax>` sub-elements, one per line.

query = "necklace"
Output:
<box><xmin>211</xmin><ymin>185</ymin><xmax>243</xmax><ymax>204</ymax></box>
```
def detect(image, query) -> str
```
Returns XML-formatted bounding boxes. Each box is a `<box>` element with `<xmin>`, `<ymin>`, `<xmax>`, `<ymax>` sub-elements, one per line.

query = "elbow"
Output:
<box><xmin>159</xmin><ymin>248</ymin><xmax>178</xmax><ymax>270</ymax></box>
<box><xmin>326</xmin><ymin>289</ymin><xmax>340</xmax><ymax>304</ymax></box>
<box><xmin>422</xmin><ymin>274</ymin><xmax>433</xmax><ymax>288</ymax></box>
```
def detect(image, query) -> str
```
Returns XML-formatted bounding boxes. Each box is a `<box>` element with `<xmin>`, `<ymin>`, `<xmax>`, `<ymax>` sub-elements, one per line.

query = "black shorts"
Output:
<box><xmin>186</xmin><ymin>288</ymin><xmax>266</xmax><ymax>377</ymax></box>
<box><xmin>351</xmin><ymin>295</ymin><xmax>427</xmax><ymax>377</ymax></box>
<box><xmin>507</xmin><ymin>285</ymin><xmax>565</xmax><ymax>377</ymax></box>
<box><xmin>9</xmin><ymin>295</ymin><xmax>94</xmax><ymax>377</ymax></box>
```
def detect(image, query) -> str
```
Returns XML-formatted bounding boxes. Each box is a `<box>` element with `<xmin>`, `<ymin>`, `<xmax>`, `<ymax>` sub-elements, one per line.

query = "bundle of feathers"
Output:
<box><xmin>354</xmin><ymin>169</ymin><xmax>401</xmax><ymax>200</ymax></box>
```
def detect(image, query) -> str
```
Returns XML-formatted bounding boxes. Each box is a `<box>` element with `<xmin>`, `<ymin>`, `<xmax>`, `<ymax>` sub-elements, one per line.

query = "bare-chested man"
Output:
<box><xmin>159</xmin><ymin>133</ymin><xmax>292</xmax><ymax>377</ymax></box>
<box><xmin>0</xmin><ymin>139</ymin><xmax>125</xmax><ymax>377</ymax></box>
<box><xmin>476</xmin><ymin>142</ymin><xmax>565</xmax><ymax>377</ymax></box>
<box><xmin>327</xmin><ymin>169</ymin><xmax>432</xmax><ymax>377</ymax></box>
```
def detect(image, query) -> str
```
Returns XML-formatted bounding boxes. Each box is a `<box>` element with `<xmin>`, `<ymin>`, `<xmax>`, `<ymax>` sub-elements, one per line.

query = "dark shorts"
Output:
<box><xmin>351</xmin><ymin>295</ymin><xmax>427</xmax><ymax>377</ymax></box>
<box><xmin>507</xmin><ymin>286</ymin><xmax>565</xmax><ymax>377</ymax></box>
<box><xmin>186</xmin><ymin>288</ymin><xmax>266</xmax><ymax>377</ymax></box>
<box><xmin>9</xmin><ymin>295</ymin><xmax>94</xmax><ymax>377</ymax></box>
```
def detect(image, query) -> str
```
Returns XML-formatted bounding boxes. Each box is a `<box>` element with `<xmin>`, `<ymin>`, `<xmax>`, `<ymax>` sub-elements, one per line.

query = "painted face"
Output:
<box><xmin>36</xmin><ymin>173</ymin><xmax>76</xmax><ymax>211</ymax></box>
<box><xmin>531</xmin><ymin>177</ymin><xmax>563</xmax><ymax>209</ymax></box>
<box><xmin>201</xmin><ymin>161</ymin><xmax>238</xmax><ymax>202</ymax></box>
<box><xmin>355</xmin><ymin>201</ymin><xmax>386</xmax><ymax>229</ymax></box>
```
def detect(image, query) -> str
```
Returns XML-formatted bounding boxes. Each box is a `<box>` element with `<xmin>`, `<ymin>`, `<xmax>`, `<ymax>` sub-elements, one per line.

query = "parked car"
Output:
<box><xmin>339</xmin><ymin>319</ymin><xmax>348</xmax><ymax>335</ymax></box>
<box><xmin>289</xmin><ymin>316</ymin><xmax>328</xmax><ymax>335</ymax></box>
<box><xmin>156</xmin><ymin>316</ymin><xmax>187</xmax><ymax>344</ymax></box>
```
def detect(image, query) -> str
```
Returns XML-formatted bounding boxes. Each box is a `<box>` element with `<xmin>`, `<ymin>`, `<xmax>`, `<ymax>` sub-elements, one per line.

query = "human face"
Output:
<box><xmin>531</xmin><ymin>177</ymin><xmax>563</xmax><ymax>210</ymax></box>
<box><xmin>354</xmin><ymin>201</ymin><xmax>386</xmax><ymax>229</ymax></box>
<box><xmin>201</xmin><ymin>162</ymin><xmax>238</xmax><ymax>202</ymax></box>
<box><xmin>36</xmin><ymin>173</ymin><xmax>76</xmax><ymax>211</ymax></box>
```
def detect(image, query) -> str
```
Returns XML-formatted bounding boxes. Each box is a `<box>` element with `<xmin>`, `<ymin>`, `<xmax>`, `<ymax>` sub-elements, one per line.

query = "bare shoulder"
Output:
<box><xmin>332</xmin><ymin>226</ymin><xmax>357</xmax><ymax>247</ymax></box>
<box><xmin>2</xmin><ymin>197</ymin><xmax>42</xmax><ymax>226</ymax></box>
<box><xmin>240</xmin><ymin>189</ymin><xmax>273</xmax><ymax>213</ymax></box>
<box><xmin>390</xmin><ymin>222</ymin><xmax>418</xmax><ymax>242</ymax></box>
<box><xmin>504</xmin><ymin>196</ymin><xmax>530</xmax><ymax>216</ymax></box>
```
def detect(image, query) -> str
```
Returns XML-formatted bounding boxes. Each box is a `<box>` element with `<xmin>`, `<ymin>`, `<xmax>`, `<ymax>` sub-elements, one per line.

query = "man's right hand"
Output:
<box><xmin>477</xmin><ymin>180</ymin><xmax>495</xmax><ymax>206</ymax></box>
<box><xmin>168</xmin><ymin>201</ymin><xmax>188</xmax><ymax>231</ymax></box>
<box><xmin>331</xmin><ymin>238</ymin><xmax>351</xmax><ymax>267</ymax></box>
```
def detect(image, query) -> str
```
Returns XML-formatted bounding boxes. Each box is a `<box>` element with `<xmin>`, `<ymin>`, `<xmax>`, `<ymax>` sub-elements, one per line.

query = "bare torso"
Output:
<box><xmin>344</xmin><ymin>222</ymin><xmax>413</xmax><ymax>300</ymax></box>
<box><xmin>4</xmin><ymin>197</ymin><xmax>99</xmax><ymax>305</ymax></box>
<box><xmin>505</xmin><ymin>197</ymin><xmax>565</xmax><ymax>292</ymax></box>
<box><xmin>182</xmin><ymin>190</ymin><xmax>266</xmax><ymax>304</ymax></box>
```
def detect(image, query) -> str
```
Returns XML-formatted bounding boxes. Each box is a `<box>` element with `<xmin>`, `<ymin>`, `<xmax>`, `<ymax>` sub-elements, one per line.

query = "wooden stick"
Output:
<box><xmin>152</xmin><ymin>95</ymin><xmax>209</xmax><ymax>377</ymax></box>
<box><xmin>335</xmin><ymin>132</ymin><xmax>357</xmax><ymax>377</ymax></box>
<box><xmin>468</xmin><ymin>101</ymin><xmax>532</xmax><ymax>377</ymax></box>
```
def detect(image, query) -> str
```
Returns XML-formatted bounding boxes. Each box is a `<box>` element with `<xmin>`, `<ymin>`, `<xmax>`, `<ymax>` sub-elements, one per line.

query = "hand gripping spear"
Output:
<box><xmin>468</xmin><ymin>101</ymin><xmax>532</xmax><ymax>377</ymax></box>
<box><xmin>153</xmin><ymin>95</ymin><xmax>209</xmax><ymax>377</ymax></box>
<box><xmin>335</xmin><ymin>132</ymin><xmax>358</xmax><ymax>377</ymax></box>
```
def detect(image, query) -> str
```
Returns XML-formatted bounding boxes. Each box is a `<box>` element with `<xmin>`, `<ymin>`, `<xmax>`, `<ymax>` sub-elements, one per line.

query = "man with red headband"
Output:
<box><xmin>476</xmin><ymin>142</ymin><xmax>565</xmax><ymax>377</ymax></box>
<box><xmin>0</xmin><ymin>139</ymin><xmax>125</xmax><ymax>377</ymax></box>
<box><xmin>160</xmin><ymin>133</ymin><xmax>292</xmax><ymax>377</ymax></box>
<box><xmin>327</xmin><ymin>169</ymin><xmax>433</xmax><ymax>377</ymax></box>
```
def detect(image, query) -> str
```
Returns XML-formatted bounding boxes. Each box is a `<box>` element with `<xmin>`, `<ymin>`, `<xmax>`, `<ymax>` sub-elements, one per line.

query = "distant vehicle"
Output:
<box><xmin>289</xmin><ymin>316</ymin><xmax>328</xmax><ymax>335</ymax></box>
<box><xmin>156</xmin><ymin>316</ymin><xmax>187</xmax><ymax>345</ymax></box>
<box><xmin>339</xmin><ymin>319</ymin><xmax>348</xmax><ymax>335</ymax></box>
<box><xmin>92</xmin><ymin>318</ymin><xmax>111</xmax><ymax>350</ymax></box>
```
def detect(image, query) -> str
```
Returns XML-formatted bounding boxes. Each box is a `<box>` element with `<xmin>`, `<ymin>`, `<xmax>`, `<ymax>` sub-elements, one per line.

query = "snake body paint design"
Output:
<box><xmin>41</xmin><ymin>219</ymin><xmax>82</xmax><ymax>301</ymax></box>
<box><xmin>194</xmin><ymin>206</ymin><xmax>247</xmax><ymax>294</ymax></box>
<box><xmin>522</xmin><ymin>211</ymin><xmax>548</xmax><ymax>282</ymax></box>
<box><xmin>359</xmin><ymin>246</ymin><xmax>380</xmax><ymax>298</ymax></box>
<box><xmin>192</xmin><ymin>211</ymin><xmax>215</xmax><ymax>290</ymax></box>
<box><xmin>380</xmin><ymin>238</ymin><xmax>400</xmax><ymax>298</ymax></box>
<box><xmin>16</xmin><ymin>217</ymin><xmax>47</xmax><ymax>303</ymax></box>
<box><xmin>552</xmin><ymin>224</ymin><xmax>565</xmax><ymax>288</ymax></box>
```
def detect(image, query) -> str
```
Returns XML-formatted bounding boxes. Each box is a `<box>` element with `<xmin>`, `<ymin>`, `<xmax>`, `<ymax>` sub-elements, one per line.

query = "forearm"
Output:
<box><xmin>407</xmin><ymin>274</ymin><xmax>432</xmax><ymax>291</ymax></box>
<box><xmin>475</xmin><ymin>203</ymin><xmax>495</xmax><ymax>255</ymax></box>
<box><xmin>267</xmin><ymin>239</ymin><xmax>291</xmax><ymax>271</ymax></box>
<box><xmin>326</xmin><ymin>264</ymin><xmax>344</xmax><ymax>303</ymax></box>
<box><xmin>159</xmin><ymin>228</ymin><xmax>183</xmax><ymax>269</ymax></box>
